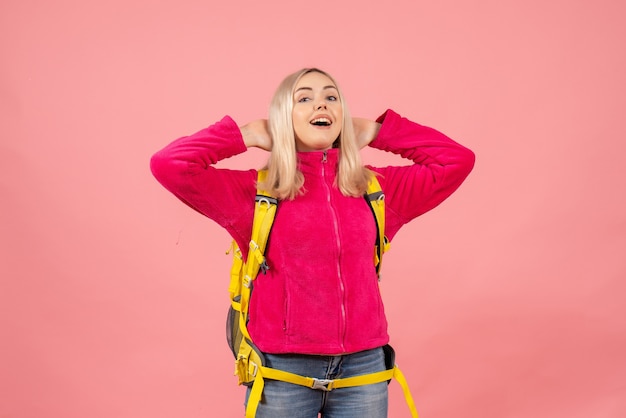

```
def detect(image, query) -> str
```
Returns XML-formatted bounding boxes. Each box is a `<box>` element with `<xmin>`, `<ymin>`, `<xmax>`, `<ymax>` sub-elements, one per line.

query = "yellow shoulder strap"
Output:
<box><xmin>238</xmin><ymin>170</ymin><xmax>277</xmax><ymax>340</ymax></box>
<box><xmin>245</xmin><ymin>170</ymin><xmax>277</xmax><ymax>274</ymax></box>
<box><xmin>365</xmin><ymin>175</ymin><xmax>390</xmax><ymax>279</ymax></box>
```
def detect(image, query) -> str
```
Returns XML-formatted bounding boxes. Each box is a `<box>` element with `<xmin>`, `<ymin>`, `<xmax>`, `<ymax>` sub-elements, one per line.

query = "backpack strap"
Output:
<box><xmin>364</xmin><ymin>175</ymin><xmax>390</xmax><ymax>279</ymax></box>
<box><xmin>228</xmin><ymin>170</ymin><xmax>278</xmax><ymax>344</ymax></box>
<box><xmin>246</xmin><ymin>347</ymin><xmax>419</xmax><ymax>418</ymax></box>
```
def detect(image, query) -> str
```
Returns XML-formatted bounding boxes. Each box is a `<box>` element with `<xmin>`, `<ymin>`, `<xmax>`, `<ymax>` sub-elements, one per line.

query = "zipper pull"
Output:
<box><xmin>322</xmin><ymin>150</ymin><xmax>327</xmax><ymax>163</ymax></box>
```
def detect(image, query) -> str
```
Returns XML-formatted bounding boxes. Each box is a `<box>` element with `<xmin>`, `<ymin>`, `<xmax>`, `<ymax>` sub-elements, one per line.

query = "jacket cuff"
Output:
<box><xmin>218</xmin><ymin>115</ymin><xmax>248</xmax><ymax>158</ymax></box>
<box><xmin>371</xmin><ymin>109</ymin><xmax>400</xmax><ymax>149</ymax></box>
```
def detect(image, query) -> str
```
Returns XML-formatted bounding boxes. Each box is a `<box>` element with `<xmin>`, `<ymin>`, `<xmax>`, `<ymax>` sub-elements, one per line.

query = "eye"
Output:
<box><xmin>327</xmin><ymin>95</ymin><xmax>338</xmax><ymax>101</ymax></box>
<box><xmin>297</xmin><ymin>96</ymin><xmax>311</xmax><ymax>103</ymax></box>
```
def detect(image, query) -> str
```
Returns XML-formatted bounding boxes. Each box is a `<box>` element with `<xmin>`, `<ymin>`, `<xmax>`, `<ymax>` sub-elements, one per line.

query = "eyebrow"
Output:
<box><xmin>294</xmin><ymin>85</ymin><xmax>338</xmax><ymax>93</ymax></box>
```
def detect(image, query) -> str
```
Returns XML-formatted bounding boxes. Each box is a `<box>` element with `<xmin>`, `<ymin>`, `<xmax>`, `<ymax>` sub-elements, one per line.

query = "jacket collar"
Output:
<box><xmin>296</xmin><ymin>148</ymin><xmax>339</xmax><ymax>175</ymax></box>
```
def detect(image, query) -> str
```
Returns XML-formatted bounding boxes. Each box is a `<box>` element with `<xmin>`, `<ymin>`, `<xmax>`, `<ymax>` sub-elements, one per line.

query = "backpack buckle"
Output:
<box><xmin>311</xmin><ymin>378</ymin><xmax>334</xmax><ymax>391</ymax></box>
<box><xmin>243</xmin><ymin>275</ymin><xmax>252</xmax><ymax>288</ymax></box>
<box><xmin>259</xmin><ymin>260</ymin><xmax>270</xmax><ymax>274</ymax></box>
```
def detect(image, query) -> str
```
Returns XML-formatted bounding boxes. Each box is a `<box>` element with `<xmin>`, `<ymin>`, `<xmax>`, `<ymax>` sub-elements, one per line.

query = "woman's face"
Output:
<box><xmin>292</xmin><ymin>71</ymin><xmax>343</xmax><ymax>152</ymax></box>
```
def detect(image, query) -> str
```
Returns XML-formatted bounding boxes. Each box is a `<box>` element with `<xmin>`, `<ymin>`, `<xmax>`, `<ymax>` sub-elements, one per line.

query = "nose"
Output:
<box><xmin>315</xmin><ymin>102</ymin><xmax>327</xmax><ymax>110</ymax></box>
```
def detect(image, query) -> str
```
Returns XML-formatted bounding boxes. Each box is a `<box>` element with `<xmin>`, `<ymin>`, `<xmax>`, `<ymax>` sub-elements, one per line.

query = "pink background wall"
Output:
<box><xmin>1</xmin><ymin>0</ymin><xmax>625</xmax><ymax>417</ymax></box>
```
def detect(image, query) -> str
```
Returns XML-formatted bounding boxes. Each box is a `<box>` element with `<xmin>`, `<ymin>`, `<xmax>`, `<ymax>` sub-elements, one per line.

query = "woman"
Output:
<box><xmin>150</xmin><ymin>68</ymin><xmax>475</xmax><ymax>417</ymax></box>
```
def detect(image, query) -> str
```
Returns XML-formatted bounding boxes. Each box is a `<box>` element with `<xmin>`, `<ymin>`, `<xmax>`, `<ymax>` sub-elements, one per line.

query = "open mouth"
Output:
<box><xmin>310</xmin><ymin>117</ymin><xmax>332</xmax><ymax>126</ymax></box>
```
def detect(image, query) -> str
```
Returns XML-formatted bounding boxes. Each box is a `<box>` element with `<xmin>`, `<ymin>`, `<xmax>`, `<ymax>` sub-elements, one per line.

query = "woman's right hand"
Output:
<box><xmin>240</xmin><ymin>119</ymin><xmax>273</xmax><ymax>151</ymax></box>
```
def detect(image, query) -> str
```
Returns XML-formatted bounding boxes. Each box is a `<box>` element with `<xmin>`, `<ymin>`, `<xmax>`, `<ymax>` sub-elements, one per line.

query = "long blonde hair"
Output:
<box><xmin>260</xmin><ymin>68</ymin><xmax>372</xmax><ymax>200</ymax></box>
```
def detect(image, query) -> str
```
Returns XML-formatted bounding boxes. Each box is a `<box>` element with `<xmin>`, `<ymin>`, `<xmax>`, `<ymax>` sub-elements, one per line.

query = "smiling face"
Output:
<box><xmin>292</xmin><ymin>71</ymin><xmax>343</xmax><ymax>152</ymax></box>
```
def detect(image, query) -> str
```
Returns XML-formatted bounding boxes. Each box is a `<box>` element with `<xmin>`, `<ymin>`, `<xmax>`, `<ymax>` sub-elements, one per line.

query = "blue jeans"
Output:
<box><xmin>244</xmin><ymin>347</ymin><xmax>388</xmax><ymax>418</ymax></box>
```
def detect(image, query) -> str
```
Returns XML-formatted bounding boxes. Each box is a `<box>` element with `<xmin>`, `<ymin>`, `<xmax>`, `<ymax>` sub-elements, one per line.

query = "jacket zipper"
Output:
<box><xmin>321</xmin><ymin>150</ymin><xmax>347</xmax><ymax>351</ymax></box>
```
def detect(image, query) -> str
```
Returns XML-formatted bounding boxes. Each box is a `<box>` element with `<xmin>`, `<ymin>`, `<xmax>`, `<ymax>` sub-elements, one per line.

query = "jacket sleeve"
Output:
<box><xmin>369</xmin><ymin>109</ymin><xmax>476</xmax><ymax>240</ymax></box>
<box><xmin>149</xmin><ymin>115</ymin><xmax>257</xmax><ymax>249</ymax></box>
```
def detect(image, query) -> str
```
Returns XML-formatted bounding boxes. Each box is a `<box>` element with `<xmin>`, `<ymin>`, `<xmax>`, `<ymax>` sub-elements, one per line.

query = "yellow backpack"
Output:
<box><xmin>226</xmin><ymin>170</ymin><xmax>418</xmax><ymax>418</ymax></box>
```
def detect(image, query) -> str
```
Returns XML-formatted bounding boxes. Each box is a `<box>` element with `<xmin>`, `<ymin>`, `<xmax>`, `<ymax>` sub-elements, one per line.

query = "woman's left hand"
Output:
<box><xmin>352</xmin><ymin>118</ymin><xmax>381</xmax><ymax>149</ymax></box>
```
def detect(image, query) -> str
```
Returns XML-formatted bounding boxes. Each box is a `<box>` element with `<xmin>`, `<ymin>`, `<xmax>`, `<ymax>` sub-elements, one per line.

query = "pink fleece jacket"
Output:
<box><xmin>150</xmin><ymin>109</ymin><xmax>475</xmax><ymax>355</ymax></box>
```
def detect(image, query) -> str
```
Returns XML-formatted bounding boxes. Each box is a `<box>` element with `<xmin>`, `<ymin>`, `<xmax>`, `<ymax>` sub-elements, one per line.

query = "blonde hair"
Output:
<box><xmin>261</xmin><ymin>68</ymin><xmax>372</xmax><ymax>200</ymax></box>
